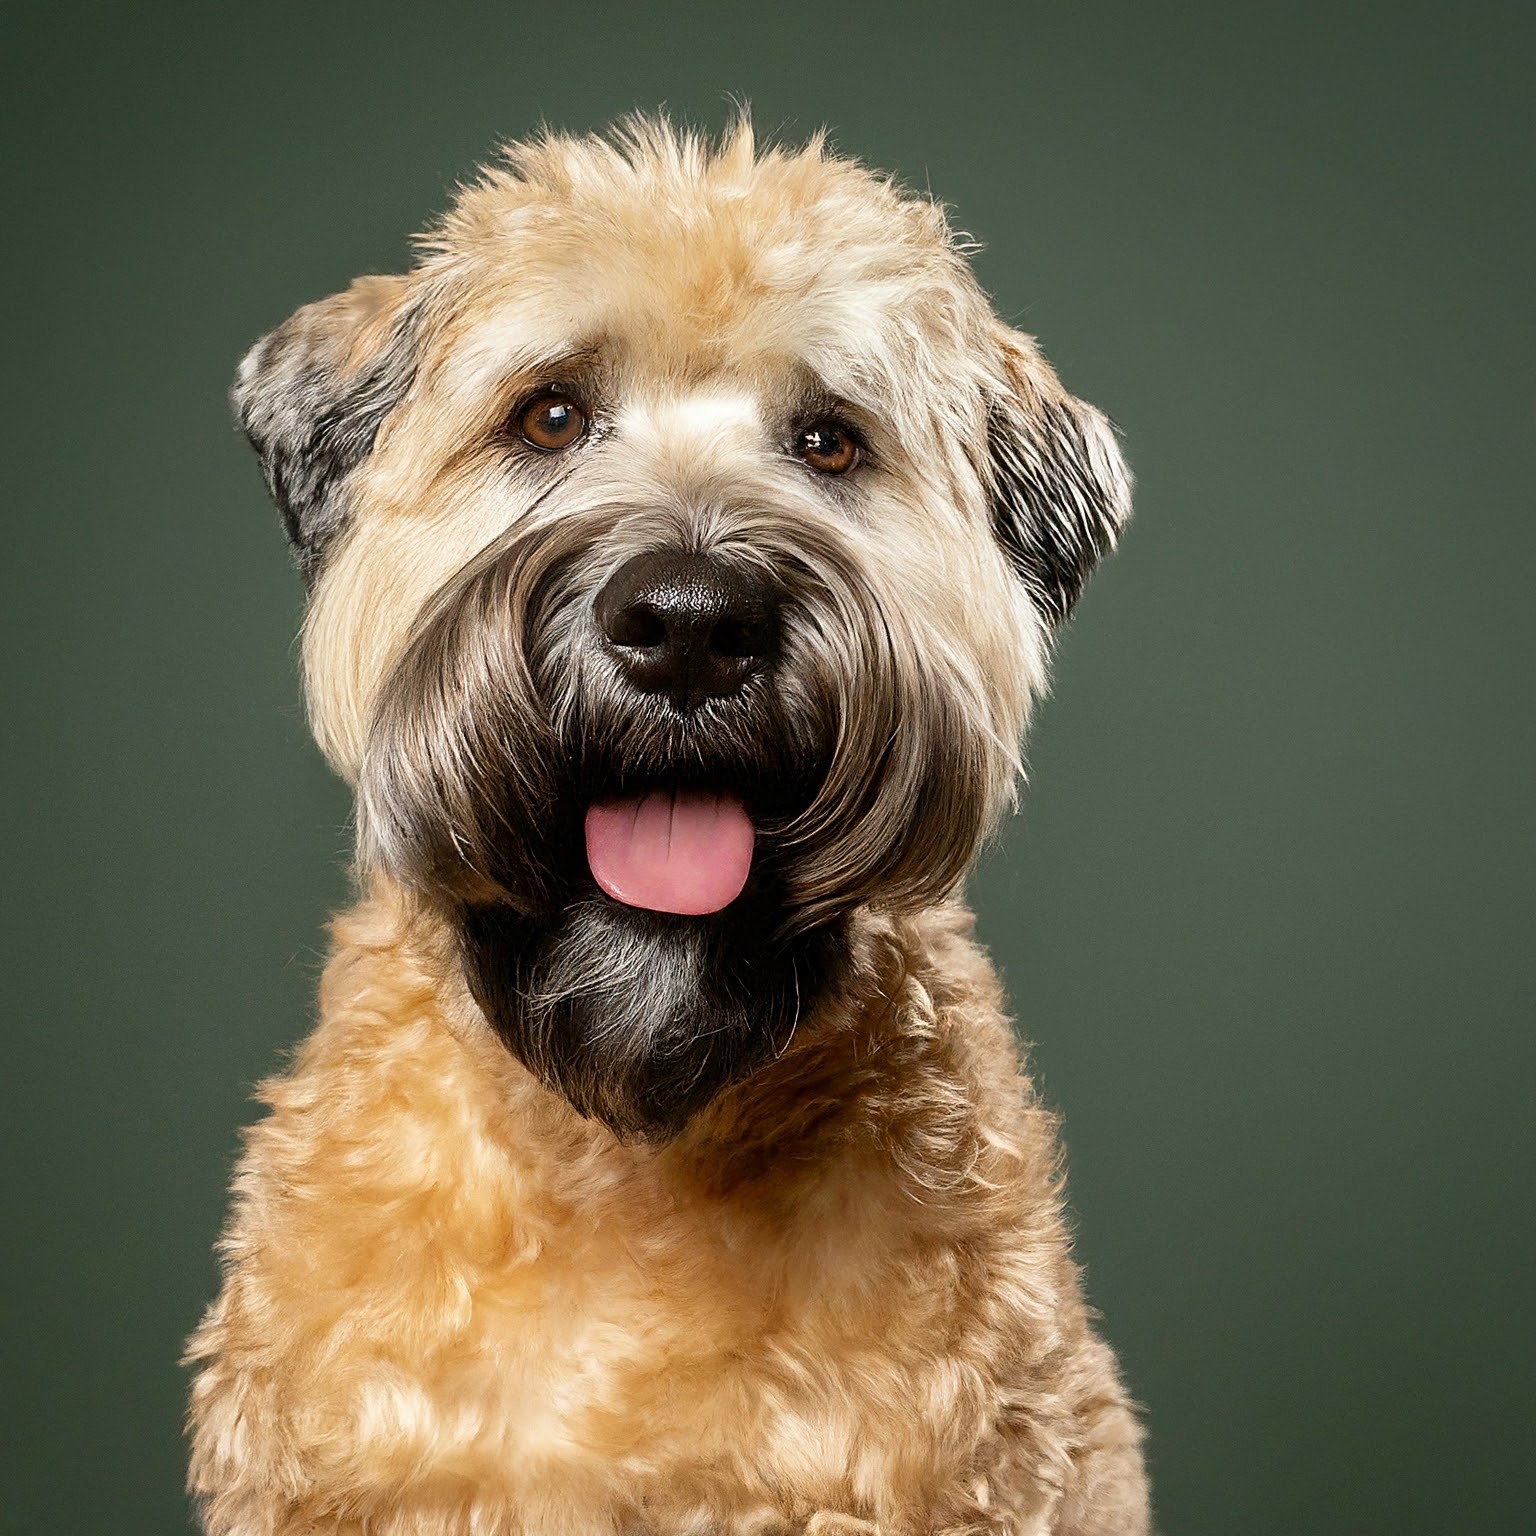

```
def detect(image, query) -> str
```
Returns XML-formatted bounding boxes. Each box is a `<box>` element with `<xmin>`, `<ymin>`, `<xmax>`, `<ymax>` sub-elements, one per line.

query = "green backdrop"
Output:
<box><xmin>4</xmin><ymin>3</ymin><xmax>1532</xmax><ymax>1532</ymax></box>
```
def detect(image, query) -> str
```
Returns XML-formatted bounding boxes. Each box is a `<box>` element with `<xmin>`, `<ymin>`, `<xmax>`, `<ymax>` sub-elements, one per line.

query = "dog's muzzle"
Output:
<box><xmin>581</xmin><ymin>546</ymin><xmax>786</xmax><ymax>916</ymax></box>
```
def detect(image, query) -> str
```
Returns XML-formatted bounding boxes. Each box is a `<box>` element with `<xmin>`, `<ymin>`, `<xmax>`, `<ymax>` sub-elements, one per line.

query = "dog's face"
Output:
<box><xmin>235</xmin><ymin>121</ymin><xmax>1130</xmax><ymax>1138</ymax></box>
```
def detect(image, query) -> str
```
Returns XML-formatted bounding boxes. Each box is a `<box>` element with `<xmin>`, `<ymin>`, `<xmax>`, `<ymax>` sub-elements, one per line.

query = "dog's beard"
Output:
<box><xmin>459</xmin><ymin>890</ymin><xmax>844</xmax><ymax>1140</ymax></box>
<box><xmin>455</xmin><ymin>607</ymin><xmax>843</xmax><ymax>1140</ymax></box>
<box><xmin>355</xmin><ymin>505</ymin><xmax>1008</xmax><ymax>1139</ymax></box>
<box><xmin>447</xmin><ymin>658</ymin><xmax>844</xmax><ymax>1139</ymax></box>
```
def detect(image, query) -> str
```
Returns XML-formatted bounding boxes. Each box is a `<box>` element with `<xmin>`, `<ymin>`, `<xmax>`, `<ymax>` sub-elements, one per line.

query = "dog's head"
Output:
<box><xmin>234</xmin><ymin>119</ymin><xmax>1131</xmax><ymax>1138</ymax></box>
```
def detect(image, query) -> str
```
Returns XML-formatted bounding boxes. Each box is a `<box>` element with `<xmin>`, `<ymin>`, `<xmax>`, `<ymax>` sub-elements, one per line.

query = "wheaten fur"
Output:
<box><xmin>188</xmin><ymin>116</ymin><xmax>1147</xmax><ymax>1534</ymax></box>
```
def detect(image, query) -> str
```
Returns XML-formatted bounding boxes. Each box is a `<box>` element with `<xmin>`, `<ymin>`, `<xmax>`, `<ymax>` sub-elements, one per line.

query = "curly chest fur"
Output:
<box><xmin>186</xmin><ymin>900</ymin><xmax>1101</xmax><ymax>1533</ymax></box>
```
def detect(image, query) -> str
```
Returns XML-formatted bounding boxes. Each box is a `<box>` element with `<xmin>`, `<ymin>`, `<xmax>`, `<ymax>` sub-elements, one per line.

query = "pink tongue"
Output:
<box><xmin>584</xmin><ymin>791</ymin><xmax>755</xmax><ymax>915</ymax></box>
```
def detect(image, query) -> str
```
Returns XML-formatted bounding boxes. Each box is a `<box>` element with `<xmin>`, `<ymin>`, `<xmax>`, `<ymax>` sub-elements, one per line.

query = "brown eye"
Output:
<box><xmin>795</xmin><ymin>421</ymin><xmax>861</xmax><ymax>475</ymax></box>
<box><xmin>517</xmin><ymin>392</ymin><xmax>587</xmax><ymax>451</ymax></box>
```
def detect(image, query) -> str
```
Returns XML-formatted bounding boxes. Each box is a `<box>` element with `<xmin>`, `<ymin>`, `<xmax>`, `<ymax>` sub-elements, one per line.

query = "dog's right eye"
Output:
<box><xmin>517</xmin><ymin>392</ymin><xmax>588</xmax><ymax>452</ymax></box>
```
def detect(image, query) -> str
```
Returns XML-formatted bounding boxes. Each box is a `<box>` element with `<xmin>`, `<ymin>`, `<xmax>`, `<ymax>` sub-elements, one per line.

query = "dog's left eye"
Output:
<box><xmin>517</xmin><ymin>392</ymin><xmax>588</xmax><ymax>452</ymax></box>
<box><xmin>795</xmin><ymin>421</ymin><xmax>861</xmax><ymax>475</ymax></box>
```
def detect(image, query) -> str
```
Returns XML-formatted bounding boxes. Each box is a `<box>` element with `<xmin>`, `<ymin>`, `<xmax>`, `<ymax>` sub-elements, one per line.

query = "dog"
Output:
<box><xmin>185</xmin><ymin>116</ymin><xmax>1149</xmax><ymax>1536</ymax></box>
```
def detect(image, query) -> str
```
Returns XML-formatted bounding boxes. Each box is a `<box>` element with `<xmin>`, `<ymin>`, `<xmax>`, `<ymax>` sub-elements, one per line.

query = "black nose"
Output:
<box><xmin>594</xmin><ymin>549</ymin><xmax>779</xmax><ymax>711</ymax></box>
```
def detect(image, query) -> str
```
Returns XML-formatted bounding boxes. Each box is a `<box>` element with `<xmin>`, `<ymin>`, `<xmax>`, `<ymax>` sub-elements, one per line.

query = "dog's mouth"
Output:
<box><xmin>565</xmin><ymin>699</ymin><xmax>826</xmax><ymax>921</ymax></box>
<box><xmin>584</xmin><ymin>788</ymin><xmax>755</xmax><ymax>915</ymax></box>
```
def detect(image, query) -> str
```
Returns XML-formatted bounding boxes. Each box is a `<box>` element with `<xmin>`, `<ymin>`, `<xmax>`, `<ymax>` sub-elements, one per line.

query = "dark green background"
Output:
<box><xmin>4</xmin><ymin>2</ymin><xmax>1532</xmax><ymax>1531</ymax></box>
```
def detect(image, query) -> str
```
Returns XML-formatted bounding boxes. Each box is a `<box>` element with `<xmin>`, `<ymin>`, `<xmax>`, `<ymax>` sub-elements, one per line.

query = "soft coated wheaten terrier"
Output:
<box><xmin>186</xmin><ymin>116</ymin><xmax>1149</xmax><ymax>1536</ymax></box>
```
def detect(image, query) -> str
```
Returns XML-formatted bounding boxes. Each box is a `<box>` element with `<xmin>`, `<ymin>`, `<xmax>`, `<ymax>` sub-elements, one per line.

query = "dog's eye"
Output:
<box><xmin>517</xmin><ymin>392</ymin><xmax>588</xmax><ymax>452</ymax></box>
<box><xmin>795</xmin><ymin>421</ymin><xmax>861</xmax><ymax>475</ymax></box>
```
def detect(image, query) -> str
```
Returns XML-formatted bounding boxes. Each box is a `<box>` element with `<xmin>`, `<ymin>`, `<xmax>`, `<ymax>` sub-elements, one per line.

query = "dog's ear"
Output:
<box><xmin>232</xmin><ymin>275</ymin><xmax>420</xmax><ymax>582</ymax></box>
<box><xmin>984</xmin><ymin>324</ymin><xmax>1133</xmax><ymax>625</ymax></box>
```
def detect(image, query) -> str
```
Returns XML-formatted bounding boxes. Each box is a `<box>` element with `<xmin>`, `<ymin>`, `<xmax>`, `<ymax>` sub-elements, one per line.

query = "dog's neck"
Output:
<box><xmin>325</xmin><ymin>873</ymin><xmax>992</xmax><ymax>1191</ymax></box>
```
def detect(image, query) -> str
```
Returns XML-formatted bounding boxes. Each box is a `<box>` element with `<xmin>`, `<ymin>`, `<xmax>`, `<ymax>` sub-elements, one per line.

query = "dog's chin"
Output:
<box><xmin>456</xmin><ymin>869</ymin><xmax>846</xmax><ymax>1142</ymax></box>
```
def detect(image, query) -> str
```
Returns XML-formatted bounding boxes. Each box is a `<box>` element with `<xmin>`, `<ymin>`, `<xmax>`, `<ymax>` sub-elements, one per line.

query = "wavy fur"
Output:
<box><xmin>188</xmin><ymin>115</ymin><xmax>1146</xmax><ymax>1534</ymax></box>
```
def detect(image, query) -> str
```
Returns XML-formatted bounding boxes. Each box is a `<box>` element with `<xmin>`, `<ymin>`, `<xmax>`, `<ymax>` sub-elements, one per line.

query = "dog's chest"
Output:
<box><xmin>434</xmin><ymin>1129</ymin><xmax>959</xmax><ymax>1504</ymax></box>
<box><xmin>275</xmin><ymin>939</ymin><xmax>1024</xmax><ymax>1516</ymax></box>
<box><xmin>351</xmin><ymin>1093</ymin><xmax>958</xmax><ymax>1523</ymax></box>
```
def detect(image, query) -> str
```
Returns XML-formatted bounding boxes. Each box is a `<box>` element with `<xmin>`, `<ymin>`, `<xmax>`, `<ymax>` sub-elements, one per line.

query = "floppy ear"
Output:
<box><xmin>985</xmin><ymin>324</ymin><xmax>1133</xmax><ymax>625</ymax></box>
<box><xmin>231</xmin><ymin>274</ymin><xmax>420</xmax><ymax>582</ymax></box>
